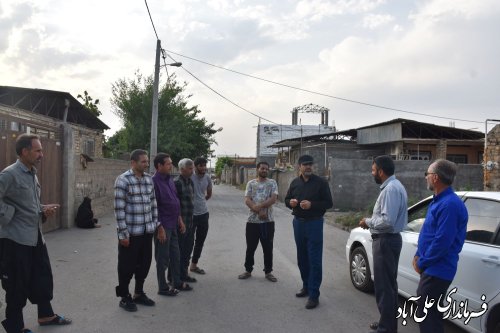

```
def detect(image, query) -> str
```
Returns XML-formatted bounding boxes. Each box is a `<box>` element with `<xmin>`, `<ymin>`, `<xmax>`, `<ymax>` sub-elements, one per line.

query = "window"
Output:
<box><xmin>447</xmin><ymin>154</ymin><xmax>468</xmax><ymax>164</ymax></box>
<box><xmin>405</xmin><ymin>199</ymin><xmax>431</xmax><ymax>233</ymax></box>
<box><xmin>464</xmin><ymin>198</ymin><xmax>500</xmax><ymax>244</ymax></box>
<box><xmin>0</xmin><ymin>119</ymin><xmax>7</xmax><ymax>131</ymax></box>
<box><xmin>82</xmin><ymin>139</ymin><xmax>95</xmax><ymax>157</ymax></box>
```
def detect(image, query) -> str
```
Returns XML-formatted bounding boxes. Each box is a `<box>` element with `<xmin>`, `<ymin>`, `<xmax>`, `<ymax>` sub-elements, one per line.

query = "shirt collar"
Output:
<box><xmin>16</xmin><ymin>159</ymin><xmax>37</xmax><ymax>174</ymax></box>
<box><xmin>433</xmin><ymin>186</ymin><xmax>453</xmax><ymax>201</ymax></box>
<box><xmin>380</xmin><ymin>175</ymin><xmax>395</xmax><ymax>190</ymax></box>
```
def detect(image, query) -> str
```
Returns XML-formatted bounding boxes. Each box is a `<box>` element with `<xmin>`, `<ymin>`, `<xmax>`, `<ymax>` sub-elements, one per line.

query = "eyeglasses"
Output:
<box><xmin>424</xmin><ymin>171</ymin><xmax>436</xmax><ymax>177</ymax></box>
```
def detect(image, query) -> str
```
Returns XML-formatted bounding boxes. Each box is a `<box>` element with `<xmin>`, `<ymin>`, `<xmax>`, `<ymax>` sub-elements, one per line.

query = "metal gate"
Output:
<box><xmin>0</xmin><ymin>122</ymin><xmax>63</xmax><ymax>232</ymax></box>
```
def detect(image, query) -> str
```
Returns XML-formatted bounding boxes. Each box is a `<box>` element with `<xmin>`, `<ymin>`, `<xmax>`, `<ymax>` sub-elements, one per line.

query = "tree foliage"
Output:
<box><xmin>215</xmin><ymin>156</ymin><xmax>233</xmax><ymax>177</ymax></box>
<box><xmin>107</xmin><ymin>71</ymin><xmax>221</xmax><ymax>163</ymax></box>
<box><xmin>77</xmin><ymin>90</ymin><xmax>101</xmax><ymax>116</ymax></box>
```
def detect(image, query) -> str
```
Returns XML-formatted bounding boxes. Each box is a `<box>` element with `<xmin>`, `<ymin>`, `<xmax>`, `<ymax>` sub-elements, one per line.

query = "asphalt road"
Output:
<box><xmin>0</xmin><ymin>184</ymin><xmax>467</xmax><ymax>333</ymax></box>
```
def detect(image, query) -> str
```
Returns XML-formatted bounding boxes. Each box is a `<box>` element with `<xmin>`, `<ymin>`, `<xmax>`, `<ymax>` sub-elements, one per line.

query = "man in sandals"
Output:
<box><xmin>152</xmin><ymin>153</ymin><xmax>191</xmax><ymax>297</ymax></box>
<box><xmin>189</xmin><ymin>157</ymin><xmax>213</xmax><ymax>275</ymax></box>
<box><xmin>0</xmin><ymin>134</ymin><xmax>72</xmax><ymax>333</ymax></box>
<box><xmin>238</xmin><ymin>161</ymin><xmax>278</xmax><ymax>282</ymax></box>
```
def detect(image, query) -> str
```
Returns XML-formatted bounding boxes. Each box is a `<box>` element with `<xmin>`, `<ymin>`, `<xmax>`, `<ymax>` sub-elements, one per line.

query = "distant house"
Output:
<box><xmin>220</xmin><ymin>156</ymin><xmax>256</xmax><ymax>185</ymax></box>
<box><xmin>0</xmin><ymin>85</ymin><xmax>110</xmax><ymax>231</ymax></box>
<box><xmin>270</xmin><ymin>118</ymin><xmax>484</xmax><ymax>175</ymax></box>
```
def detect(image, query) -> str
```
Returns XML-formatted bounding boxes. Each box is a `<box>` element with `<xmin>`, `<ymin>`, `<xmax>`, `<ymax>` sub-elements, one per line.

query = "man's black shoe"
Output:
<box><xmin>295</xmin><ymin>288</ymin><xmax>308</xmax><ymax>298</ymax></box>
<box><xmin>119</xmin><ymin>295</ymin><xmax>137</xmax><ymax>312</ymax></box>
<box><xmin>305</xmin><ymin>298</ymin><xmax>319</xmax><ymax>309</ymax></box>
<box><xmin>182</xmin><ymin>275</ymin><xmax>197</xmax><ymax>283</ymax></box>
<box><xmin>133</xmin><ymin>292</ymin><xmax>155</xmax><ymax>306</ymax></box>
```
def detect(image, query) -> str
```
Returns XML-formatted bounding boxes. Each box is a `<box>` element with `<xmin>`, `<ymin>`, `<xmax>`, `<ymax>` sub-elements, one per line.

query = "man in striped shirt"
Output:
<box><xmin>114</xmin><ymin>149</ymin><xmax>159</xmax><ymax>312</ymax></box>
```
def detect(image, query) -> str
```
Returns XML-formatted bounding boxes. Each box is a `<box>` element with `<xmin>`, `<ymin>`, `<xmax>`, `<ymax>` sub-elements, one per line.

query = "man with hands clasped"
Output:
<box><xmin>285</xmin><ymin>155</ymin><xmax>333</xmax><ymax>310</ymax></box>
<box><xmin>238</xmin><ymin>161</ymin><xmax>278</xmax><ymax>282</ymax></box>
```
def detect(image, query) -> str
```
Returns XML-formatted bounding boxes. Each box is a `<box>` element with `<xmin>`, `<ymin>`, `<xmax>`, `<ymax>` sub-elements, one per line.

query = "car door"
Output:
<box><xmin>449</xmin><ymin>197</ymin><xmax>500</xmax><ymax>332</ymax></box>
<box><xmin>397</xmin><ymin>198</ymin><xmax>431</xmax><ymax>297</ymax></box>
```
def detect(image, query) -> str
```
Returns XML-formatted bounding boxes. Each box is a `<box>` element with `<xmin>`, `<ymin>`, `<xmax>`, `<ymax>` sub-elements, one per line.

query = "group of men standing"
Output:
<box><xmin>237</xmin><ymin>152</ymin><xmax>469</xmax><ymax>333</ymax></box>
<box><xmin>0</xmin><ymin>134</ymin><xmax>469</xmax><ymax>333</ymax></box>
<box><xmin>114</xmin><ymin>151</ymin><xmax>212</xmax><ymax>312</ymax></box>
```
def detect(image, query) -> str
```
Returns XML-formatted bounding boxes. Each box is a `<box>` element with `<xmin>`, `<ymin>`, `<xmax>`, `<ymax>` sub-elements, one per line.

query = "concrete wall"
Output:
<box><xmin>73</xmin><ymin>155</ymin><xmax>129</xmax><ymax>225</ymax></box>
<box><xmin>272</xmin><ymin>170</ymin><xmax>296</xmax><ymax>202</ymax></box>
<box><xmin>329</xmin><ymin>158</ymin><xmax>483</xmax><ymax>210</ymax></box>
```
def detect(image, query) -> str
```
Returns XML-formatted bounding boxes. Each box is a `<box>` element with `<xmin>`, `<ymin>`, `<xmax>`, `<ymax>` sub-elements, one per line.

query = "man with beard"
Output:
<box><xmin>285</xmin><ymin>155</ymin><xmax>333</xmax><ymax>309</ymax></box>
<box><xmin>189</xmin><ymin>157</ymin><xmax>213</xmax><ymax>275</ymax></box>
<box><xmin>413</xmin><ymin>159</ymin><xmax>468</xmax><ymax>333</ymax></box>
<box><xmin>0</xmin><ymin>134</ymin><xmax>71</xmax><ymax>333</ymax></box>
<box><xmin>359</xmin><ymin>155</ymin><xmax>407</xmax><ymax>333</ymax></box>
<box><xmin>238</xmin><ymin>161</ymin><xmax>278</xmax><ymax>282</ymax></box>
<box><xmin>114</xmin><ymin>149</ymin><xmax>158</xmax><ymax>312</ymax></box>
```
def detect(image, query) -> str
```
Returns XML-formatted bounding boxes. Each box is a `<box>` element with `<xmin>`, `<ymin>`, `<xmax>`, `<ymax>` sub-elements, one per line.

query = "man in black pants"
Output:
<box><xmin>238</xmin><ymin>161</ymin><xmax>278</xmax><ymax>282</ymax></box>
<box><xmin>114</xmin><ymin>149</ymin><xmax>159</xmax><ymax>312</ymax></box>
<box><xmin>359</xmin><ymin>156</ymin><xmax>408</xmax><ymax>333</ymax></box>
<box><xmin>189</xmin><ymin>157</ymin><xmax>213</xmax><ymax>275</ymax></box>
<box><xmin>0</xmin><ymin>134</ymin><xmax>71</xmax><ymax>333</ymax></box>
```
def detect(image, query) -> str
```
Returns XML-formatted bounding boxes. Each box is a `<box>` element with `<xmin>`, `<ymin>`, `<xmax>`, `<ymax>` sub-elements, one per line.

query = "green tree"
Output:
<box><xmin>109</xmin><ymin>71</ymin><xmax>221</xmax><ymax>162</ymax></box>
<box><xmin>215</xmin><ymin>156</ymin><xmax>233</xmax><ymax>177</ymax></box>
<box><xmin>77</xmin><ymin>90</ymin><xmax>101</xmax><ymax>116</ymax></box>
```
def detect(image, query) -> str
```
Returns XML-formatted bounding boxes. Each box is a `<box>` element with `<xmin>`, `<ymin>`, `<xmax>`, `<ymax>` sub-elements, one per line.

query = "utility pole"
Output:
<box><xmin>149</xmin><ymin>39</ymin><xmax>161</xmax><ymax>173</ymax></box>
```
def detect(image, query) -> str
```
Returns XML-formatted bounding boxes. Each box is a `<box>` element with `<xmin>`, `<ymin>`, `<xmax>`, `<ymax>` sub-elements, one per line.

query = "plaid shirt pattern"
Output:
<box><xmin>114</xmin><ymin>169</ymin><xmax>159</xmax><ymax>240</ymax></box>
<box><xmin>174</xmin><ymin>175</ymin><xmax>194</xmax><ymax>227</ymax></box>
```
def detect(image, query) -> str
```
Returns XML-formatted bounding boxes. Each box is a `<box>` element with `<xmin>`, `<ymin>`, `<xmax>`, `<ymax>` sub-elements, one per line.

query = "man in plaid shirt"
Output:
<box><xmin>114</xmin><ymin>149</ymin><xmax>159</xmax><ymax>312</ymax></box>
<box><xmin>174</xmin><ymin>158</ymin><xmax>196</xmax><ymax>283</ymax></box>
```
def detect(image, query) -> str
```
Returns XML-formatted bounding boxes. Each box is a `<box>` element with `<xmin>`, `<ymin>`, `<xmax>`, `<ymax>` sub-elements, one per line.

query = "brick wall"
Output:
<box><xmin>484</xmin><ymin>124</ymin><xmax>500</xmax><ymax>191</ymax></box>
<box><xmin>73</xmin><ymin>155</ymin><xmax>129</xmax><ymax>223</ymax></box>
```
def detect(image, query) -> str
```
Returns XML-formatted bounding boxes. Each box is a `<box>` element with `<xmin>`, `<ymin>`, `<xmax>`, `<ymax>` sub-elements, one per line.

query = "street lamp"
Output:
<box><xmin>149</xmin><ymin>39</ymin><xmax>182</xmax><ymax>173</ymax></box>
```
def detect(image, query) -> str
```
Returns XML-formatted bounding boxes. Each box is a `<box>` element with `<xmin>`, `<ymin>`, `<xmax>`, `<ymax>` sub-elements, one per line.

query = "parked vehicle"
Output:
<box><xmin>346</xmin><ymin>192</ymin><xmax>500</xmax><ymax>333</ymax></box>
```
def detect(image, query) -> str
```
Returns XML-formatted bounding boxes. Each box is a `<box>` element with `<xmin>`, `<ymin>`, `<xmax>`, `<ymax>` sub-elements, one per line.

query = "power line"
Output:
<box><xmin>164</xmin><ymin>49</ymin><xmax>484</xmax><ymax>125</ymax></box>
<box><xmin>144</xmin><ymin>0</ymin><xmax>159</xmax><ymax>40</ymax></box>
<box><xmin>144</xmin><ymin>1</ymin><xmax>482</xmax><ymax>131</ymax></box>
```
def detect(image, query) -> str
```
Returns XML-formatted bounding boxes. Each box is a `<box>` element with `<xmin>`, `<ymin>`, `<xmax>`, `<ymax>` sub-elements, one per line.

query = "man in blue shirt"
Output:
<box><xmin>360</xmin><ymin>156</ymin><xmax>408</xmax><ymax>333</ymax></box>
<box><xmin>413</xmin><ymin>159</ymin><xmax>468</xmax><ymax>333</ymax></box>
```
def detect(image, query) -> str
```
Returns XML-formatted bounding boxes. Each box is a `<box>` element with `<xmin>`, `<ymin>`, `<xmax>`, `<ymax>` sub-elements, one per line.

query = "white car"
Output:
<box><xmin>346</xmin><ymin>191</ymin><xmax>500</xmax><ymax>333</ymax></box>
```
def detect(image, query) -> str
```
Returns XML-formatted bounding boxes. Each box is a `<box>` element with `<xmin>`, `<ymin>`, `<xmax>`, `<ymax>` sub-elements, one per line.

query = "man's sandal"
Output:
<box><xmin>39</xmin><ymin>314</ymin><xmax>72</xmax><ymax>326</ymax></box>
<box><xmin>158</xmin><ymin>288</ymin><xmax>179</xmax><ymax>296</ymax></box>
<box><xmin>190</xmin><ymin>267</ymin><xmax>206</xmax><ymax>274</ymax></box>
<box><xmin>238</xmin><ymin>271</ymin><xmax>251</xmax><ymax>279</ymax></box>
<box><xmin>265</xmin><ymin>273</ymin><xmax>278</xmax><ymax>282</ymax></box>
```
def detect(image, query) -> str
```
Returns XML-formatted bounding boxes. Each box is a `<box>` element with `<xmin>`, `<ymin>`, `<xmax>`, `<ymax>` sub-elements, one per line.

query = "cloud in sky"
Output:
<box><xmin>1</xmin><ymin>0</ymin><xmax>499</xmax><ymax>157</ymax></box>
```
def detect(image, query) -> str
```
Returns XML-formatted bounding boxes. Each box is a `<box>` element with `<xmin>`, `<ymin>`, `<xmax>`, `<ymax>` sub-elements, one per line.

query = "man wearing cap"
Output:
<box><xmin>285</xmin><ymin>155</ymin><xmax>333</xmax><ymax>309</ymax></box>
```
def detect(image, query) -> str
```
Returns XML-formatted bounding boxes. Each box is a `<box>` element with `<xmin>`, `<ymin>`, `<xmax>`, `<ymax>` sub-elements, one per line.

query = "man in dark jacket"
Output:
<box><xmin>285</xmin><ymin>155</ymin><xmax>333</xmax><ymax>310</ymax></box>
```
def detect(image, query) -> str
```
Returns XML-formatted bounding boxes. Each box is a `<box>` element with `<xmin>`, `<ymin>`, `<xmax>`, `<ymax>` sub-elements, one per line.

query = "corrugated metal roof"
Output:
<box><xmin>0</xmin><ymin>86</ymin><xmax>109</xmax><ymax>130</ymax></box>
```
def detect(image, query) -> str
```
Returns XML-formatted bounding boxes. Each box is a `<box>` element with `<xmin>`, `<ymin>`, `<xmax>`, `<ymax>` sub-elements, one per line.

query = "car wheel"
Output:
<box><xmin>349</xmin><ymin>246</ymin><xmax>374</xmax><ymax>292</ymax></box>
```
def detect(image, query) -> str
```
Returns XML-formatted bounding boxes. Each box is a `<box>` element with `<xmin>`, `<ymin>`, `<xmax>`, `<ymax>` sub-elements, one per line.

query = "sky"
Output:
<box><xmin>1</xmin><ymin>0</ymin><xmax>499</xmax><ymax>158</ymax></box>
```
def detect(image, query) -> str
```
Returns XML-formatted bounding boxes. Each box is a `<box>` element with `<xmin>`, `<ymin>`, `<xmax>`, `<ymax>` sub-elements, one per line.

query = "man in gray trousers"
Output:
<box><xmin>359</xmin><ymin>156</ymin><xmax>408</xmax><ymax>333</ymax></box>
